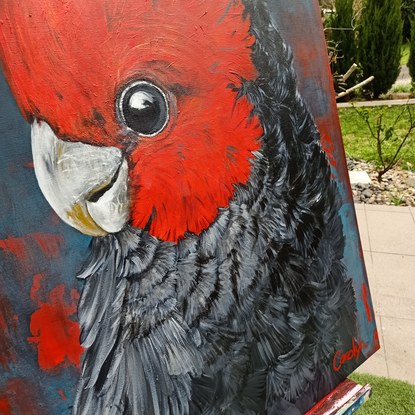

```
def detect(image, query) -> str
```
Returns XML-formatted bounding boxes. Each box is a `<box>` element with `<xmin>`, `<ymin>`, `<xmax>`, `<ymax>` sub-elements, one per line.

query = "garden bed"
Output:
<box><xmin>347</xmin><ymin>158</ymin><xmax>415</xmax><ymax>206</ymax></box>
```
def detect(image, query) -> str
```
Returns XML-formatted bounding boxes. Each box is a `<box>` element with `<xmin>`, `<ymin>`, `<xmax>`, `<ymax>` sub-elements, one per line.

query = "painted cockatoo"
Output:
<box><xmin>0</xmin><ymin>1</ymin><xmax>356</xmax><ymax>414</ymax></box>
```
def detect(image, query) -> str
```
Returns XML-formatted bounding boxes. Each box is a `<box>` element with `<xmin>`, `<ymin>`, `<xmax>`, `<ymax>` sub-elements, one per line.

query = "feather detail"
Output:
<box><xmin>74</xmin><ymin>2</ymin><xmax>357</xmax><ymax>414</ymax></box>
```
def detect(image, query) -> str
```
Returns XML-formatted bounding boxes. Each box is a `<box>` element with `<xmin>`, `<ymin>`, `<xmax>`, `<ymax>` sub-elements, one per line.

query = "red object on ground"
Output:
<box><xmin>305</xmin><ymin>378</ymin><xmax>372</xmax><ymax>415</ymax></box>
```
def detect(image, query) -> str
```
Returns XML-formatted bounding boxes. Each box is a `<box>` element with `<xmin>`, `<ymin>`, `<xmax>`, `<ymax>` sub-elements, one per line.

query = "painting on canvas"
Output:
<box><xmin>0</xmin><ymin>1</ymin><xmax>379</xmax><ymax>414</ymax></box>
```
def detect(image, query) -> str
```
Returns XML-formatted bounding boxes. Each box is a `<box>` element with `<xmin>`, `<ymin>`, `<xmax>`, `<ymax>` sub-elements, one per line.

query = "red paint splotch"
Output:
<box><xmin>0</xmin><ymin>378</ymin><xmax>43</xmax><ymax>415</ymax></box>
<box><xmin>58</xmin><ymin>389</ymin><xmax>67</xmax><ymax>401</ymax></box>
<box><xmin>0</xmin><ymin>237</ymin><xmax>30</xmax><ymax>266</ymax></box>
<box><xmin>28</xmin><ymin>284</ymin><xmax>83</xmax><ymax>371</ymax></box>
<box><xmin>0</xmin><ymin>397</ymin><xmax>11</xmax><ymax>415</ymax></box>
<box><xmin>362</xmin><ymin>283</ymin><xmax>373</xmax><ymax>322</ymax></box>
<box><xmin>31</xmin><ymin>233</ymin><xmax>64</xmax><ymax>258</ymax></box>
<box><xmin>0</xmin><ymin>290</ymin><xmax>17</xmax><ymax>369</ymax></box>
<box><xmin>30</xmin><ymin>273</ymin><xmax>45</xmax><ymax>303</ymax></box>
<box><xmin>0</xmin><ymin>233</ymin><xmax>64</xmax><ymax>275</ymax></box>
<box><xmin>372</xmin><ymin>329</ymin><xmax>381</xmax><ymax>353</ymax></box>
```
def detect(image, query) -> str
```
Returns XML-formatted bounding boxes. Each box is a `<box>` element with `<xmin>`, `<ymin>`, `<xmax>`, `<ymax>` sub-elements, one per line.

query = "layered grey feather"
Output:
<box><xmin>73</xmin><ymin>2</ymin><xmax>357</xmax><ymax>414</ymax></box>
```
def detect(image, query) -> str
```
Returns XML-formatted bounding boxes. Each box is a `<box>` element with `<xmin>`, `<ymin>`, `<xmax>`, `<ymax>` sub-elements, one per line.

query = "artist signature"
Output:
<box><xmin>332</xmin><ymin>338</ymin><xmax>369</xmax><ymax>372</ymax></box>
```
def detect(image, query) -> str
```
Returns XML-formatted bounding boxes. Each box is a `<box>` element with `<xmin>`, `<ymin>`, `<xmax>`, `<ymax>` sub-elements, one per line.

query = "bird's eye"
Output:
<box><xmin>118</xmin><ymin>81</ymin><xmax>169</xmax><ymax>136</ymax></box>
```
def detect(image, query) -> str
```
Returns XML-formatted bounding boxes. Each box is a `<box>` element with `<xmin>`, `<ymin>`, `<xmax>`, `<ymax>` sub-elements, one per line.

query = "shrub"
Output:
<box><xmin>357</xmin><ymin>0</ymin><xmax>403</xmax><ymax>99</ymax></box>
<box><xmin>408</xmin><ymin>18</ymin><xmax>415</xmax><ymax>83</ymax></box>
<box><xmin>402</xmin><ymin>0</ymin><xmax>415</xmax><ymax>42</ymax></box>
<box><xmin>352</xmin><ymin>104</ymin><xmax>415</xmax><ymax>181</ymax></box>
<box><xmin>328</xmin><ymin>0</ymin><xmax>357</xmax><ymax>76</ymax></box>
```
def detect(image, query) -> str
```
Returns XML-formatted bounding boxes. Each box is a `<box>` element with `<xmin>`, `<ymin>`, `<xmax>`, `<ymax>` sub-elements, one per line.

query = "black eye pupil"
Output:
<box><xmin>120</xmin><ymin>82</ymin><xmax>169</xmax><ymax>136</ymax></box>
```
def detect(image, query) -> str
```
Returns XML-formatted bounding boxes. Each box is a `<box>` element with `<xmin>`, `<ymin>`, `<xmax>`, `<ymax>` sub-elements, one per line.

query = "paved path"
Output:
<box><xmin>338</xmin><ymin>98</ymin><xmax>415</xmax><ymax>108</ymax></box>
<box><xmin>394</xmin><ymin>64</ymin><xmax>411</xmax><ymax>87</ymax></box>
<box><xmin>354</xmin><ymin>204</ymin><xmax>415</xmax><ymax>385</ymax></box>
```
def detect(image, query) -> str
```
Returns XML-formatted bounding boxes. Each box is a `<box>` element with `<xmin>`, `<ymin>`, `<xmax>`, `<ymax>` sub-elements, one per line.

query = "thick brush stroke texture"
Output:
<box><xmin>74</xmin><ymin>2</ymin><xmax>357</xmax><ymax>414</ymax></box>
<box><xmin>0</xmin><ymin>1</ymin><xmax>361</xmax><ymax>414</ymax></box>
<box><xmin>0</xmin><ymin>0</ymin><xmax>263</xmax><ymax>242</ymax></box>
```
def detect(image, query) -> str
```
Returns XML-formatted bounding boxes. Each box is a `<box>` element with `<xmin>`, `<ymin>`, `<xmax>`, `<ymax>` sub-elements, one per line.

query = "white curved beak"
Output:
<box><xmin>31</xmin><ymin>120</ymin><xmax>130</xmax><ymax>236</ymax></box>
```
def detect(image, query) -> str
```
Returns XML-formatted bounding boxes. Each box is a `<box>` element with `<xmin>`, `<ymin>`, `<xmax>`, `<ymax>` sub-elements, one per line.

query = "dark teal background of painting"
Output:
<box><xmin>0</xmin><ymin>68</ymin><xmax>90</xmax><ymax>411</ymax></box>
<box><xmin>0</xmin><ymin>0</ymin><xmax>377</xmax><ymax>413</ymax></box>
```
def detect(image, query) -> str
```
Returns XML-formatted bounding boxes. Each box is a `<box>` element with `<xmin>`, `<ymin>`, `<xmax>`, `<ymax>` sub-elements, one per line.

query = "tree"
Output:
<box><xmin>401</xmin><ymin>0</ymin><xmax>415</xmax><ymax>42</ymax></box>
<box><xmin>328</xmin><ymin>0</ymin><xmax>357</xmax><ymax>76</ymax></box>
<box><xmin>352</xmin><ymin>105</ymin><xmax>415</xmax><ymax>181</ymax></box>
<box><xmin>408</xmin><ymin>18</ymin><xmax>415</xmax><ymax>80</ymax></box>
<box><xmin>357</xmin><ymin>0</ymin><xmax>403</xmax><ymax>99</ymax></box>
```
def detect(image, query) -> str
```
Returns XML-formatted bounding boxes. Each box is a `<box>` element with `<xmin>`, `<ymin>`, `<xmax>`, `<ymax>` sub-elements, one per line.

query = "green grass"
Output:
<box><xmin>389</xmin><ymin>84</ymin><xmax>412</xmax><ymax>94</ymax></box>
<box><xmin>338</xmin><ymin>105</ymin><xmax>415</xmax><ymax>170</ymax></box>
<box><xmin>401</xmin><ymin>43</ymin><xmax>410</xmax><ymax>66</ymax></box>
<box><xmin>348</xmin><ymin>373</ymin><xmax>415</xmax><ymax>415</ymax></box>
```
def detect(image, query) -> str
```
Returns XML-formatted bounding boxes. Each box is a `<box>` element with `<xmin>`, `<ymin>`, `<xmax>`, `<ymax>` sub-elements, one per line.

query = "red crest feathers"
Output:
<box><xmin>0</xmin><ymin>0</ymin><xmax>263</xmax><ymax>241</ymax></box>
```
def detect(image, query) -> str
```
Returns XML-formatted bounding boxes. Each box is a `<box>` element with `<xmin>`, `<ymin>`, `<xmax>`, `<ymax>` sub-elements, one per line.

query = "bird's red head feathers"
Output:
<box><xmin>0</xmin><ymin>0</ymin><xmax>263</xmax><ymax>242</ymax></box>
